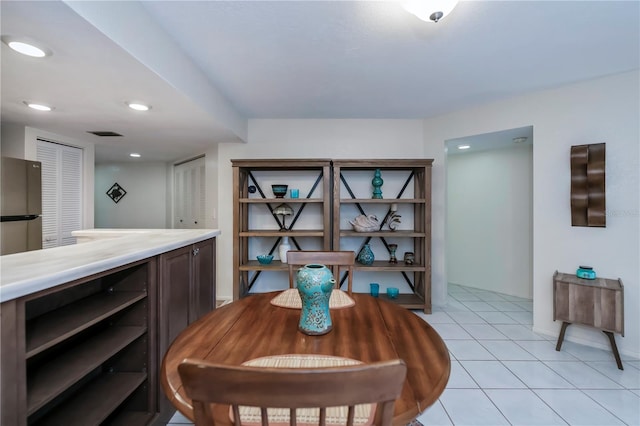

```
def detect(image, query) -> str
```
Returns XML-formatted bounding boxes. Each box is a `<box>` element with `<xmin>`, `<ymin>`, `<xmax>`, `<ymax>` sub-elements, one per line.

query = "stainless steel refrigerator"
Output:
<box><xmin>1</xmin><ymin>157</ymin><xmax>43</xmax><ymax>255</ymax></box>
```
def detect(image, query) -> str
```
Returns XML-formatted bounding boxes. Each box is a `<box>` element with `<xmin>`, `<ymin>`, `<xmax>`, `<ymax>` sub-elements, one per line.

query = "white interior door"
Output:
<box><xmin>173</xmin><ymin>157</ymin><xmax>205</xmax><ymax>229</ymax></box>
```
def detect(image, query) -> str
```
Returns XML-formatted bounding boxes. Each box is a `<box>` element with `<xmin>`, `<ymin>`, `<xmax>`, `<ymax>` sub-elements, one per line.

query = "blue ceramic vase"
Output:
<box><xmin>296</xmin><ymin>264</ymin><xmax>334</xmax><ymax>335</ymax></box>
<box><xmin>372</xmin><ymin>168</ymin><xmax>383</xmax><ymax>199</ymax></box>
<box><xmin>357</xmin><ymin>243</ymin><xmax>375</xmax><ymax>265</ymax></box>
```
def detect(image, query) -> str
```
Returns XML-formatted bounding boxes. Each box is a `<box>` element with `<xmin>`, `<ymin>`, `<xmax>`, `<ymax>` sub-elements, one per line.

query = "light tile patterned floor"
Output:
<box><xmin>168</xmin><ymin>284</ymin><xmax>640</xmax><ymax>426</ymax></box>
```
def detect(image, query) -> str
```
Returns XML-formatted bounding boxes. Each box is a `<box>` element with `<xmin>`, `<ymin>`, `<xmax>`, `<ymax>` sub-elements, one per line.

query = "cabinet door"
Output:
<box><xmin>191</xmin><ymin>238</ymin><xmax>216</xmax><ymax>322</ymax></box>
<box><xmin>158</xmin><ymin>246</ymin><xmax>192</xmax><ymax>354</ymax></box>
<box><xmin>157</xmin><ymin>245</ymin><xmax>192</xmax><ymax>423</ymax></box>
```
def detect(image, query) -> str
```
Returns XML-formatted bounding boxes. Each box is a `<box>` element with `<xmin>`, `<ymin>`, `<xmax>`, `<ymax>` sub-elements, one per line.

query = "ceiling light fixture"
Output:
<box><xmin>24</xmin><ymin>101</ymin><xmax>53</xmax><ymax>111</ymax></box>
<box><xmin>127</xmin><ymin>102</ymin><xmax>151</xmax><ymax>111</ymax></box>
<box><xmin>401</xmin><ymin>0</ymin><xmax>459</xmax><ymax>23</ymax></box>
<box><xmin>130</xmin><ymin>153</ymin><xmax>141</xmax><ymax>158</ymax></box>
<box><xmin>457</xmin><ymin>144</ymin><xmax>471</xmax><ymax>150</ymax></box>
<box><xmin>2</xmin><ymin>36</ymin><xmax>51</xmax><ymax>57</ymax></box>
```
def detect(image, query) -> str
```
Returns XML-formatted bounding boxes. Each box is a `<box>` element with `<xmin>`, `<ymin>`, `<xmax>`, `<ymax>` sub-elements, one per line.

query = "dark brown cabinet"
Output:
<box><xmin>158</xmin><ymin>238</ymin><xmax>216</xmax><ymax>352</ymax></box>
<box><xmin>157</xmin><ymin>237</ymin><xmax>216</xmax><ymax>422</ymax></box>
<box><xmin>0</xmin><ymin>237</ymin><xmax>216</xmax><ymax>426</ymax></box>
<box><xmin>1</xmin><ymin>259</ymin><xmax>157</xmax><ymax>426</ymax></box>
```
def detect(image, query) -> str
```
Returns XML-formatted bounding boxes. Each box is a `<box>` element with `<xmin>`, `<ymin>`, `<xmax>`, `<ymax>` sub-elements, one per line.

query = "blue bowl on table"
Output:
<box><xmin>257</xmin><ymin>254</ymin><xmax>274</xmax><ymax>264</ymax></box>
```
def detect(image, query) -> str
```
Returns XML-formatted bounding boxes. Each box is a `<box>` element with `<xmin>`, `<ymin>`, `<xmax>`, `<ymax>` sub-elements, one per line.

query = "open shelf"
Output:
<box><xmin>33</xmin><ymin>372</ymin><xmax>146</xmax><ymax>426</ymax></box>
<box><xmin>239</xmin><ymin>229</ymin><xmax>325</xmax><ymax>238</ymax></box>
<box><xmin>352</xmin><ymin>261</ymin><xmax>426</xmax><ymax>272</ymax></box>
<box><xmin>27</xmin><ymin>326</ymin><xmax>146</xmax><ymax>415</ymax></box>
<box><xmin>104</xmin><ymin>411</ymin><xmax>156</xmax><ymax>425</ymax></box>
<box><xmin>239</xmin><ymin>198</ymin><xmax>324</xmax><ymax>203</ymax></box>
<box><xmin>339</xmin><ymin>230</ymin><xmax>426</xmax><ymax>238</ymax></box>
<box><xmin>26</xmin><ymin>291</ymin><xmax>147</xmax><ymax>358</ymax></box>
<box><xmin>373</xmin><ymin>292</ymin><xmax>426</xmax><ymax>310</ymax></box>
<box><xmin>340</xmin><ymin>198</ymin><xmax>427</xmax><ymax>204</ymax></box>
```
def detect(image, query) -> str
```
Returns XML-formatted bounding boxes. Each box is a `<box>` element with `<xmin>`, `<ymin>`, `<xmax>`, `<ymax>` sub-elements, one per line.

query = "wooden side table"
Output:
<box><xmin>553</xmin><ymin>271</ymin><xmax>624</xmax><ymax>369</ymax></box>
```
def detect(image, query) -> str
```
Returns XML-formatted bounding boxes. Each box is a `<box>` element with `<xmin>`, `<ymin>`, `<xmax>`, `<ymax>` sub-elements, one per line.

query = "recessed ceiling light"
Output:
<box><xmin>127</xmin><ymin>102</ymin><xmax>151</xmax><ymax>111</ymax></box>
<box><xmin>23</xmin><ymin>101</ymin><xmax>53</xmax><ymax>111</ymax></box>
<box><xmin>2</xmin><ymin>36</ymin><xmax>51</xmax><ymax>57</ymax></box>
<box><xmin>130</xmin><ymin>153</ymin><xmax>141</xmax><ymax>158</ymax></box>
<box><xmin>457</xmin><ymin>144</ymin><xmax>471</xmax><ymax>150</ymax></box>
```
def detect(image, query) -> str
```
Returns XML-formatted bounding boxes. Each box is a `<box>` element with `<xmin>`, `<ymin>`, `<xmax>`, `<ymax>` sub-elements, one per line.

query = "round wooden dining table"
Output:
<box><xmin>161</xmin><ymin>291</ymin><xmax>450</xmax><ymax>426</ymax></box>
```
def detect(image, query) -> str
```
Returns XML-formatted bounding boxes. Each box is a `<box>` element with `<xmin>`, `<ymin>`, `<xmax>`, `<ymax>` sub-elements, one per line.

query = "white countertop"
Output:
<box><xmin>0</xmin><ymin>228</ymin><xmax>220</xmax><ymax>303</ymax></box>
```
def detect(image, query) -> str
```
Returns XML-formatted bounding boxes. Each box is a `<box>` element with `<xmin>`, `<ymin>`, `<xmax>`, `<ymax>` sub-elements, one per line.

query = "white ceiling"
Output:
<box><xmin>1</xmin><ymin>1</ymin><xmax>638</xmax><ymax>163</ymax></box>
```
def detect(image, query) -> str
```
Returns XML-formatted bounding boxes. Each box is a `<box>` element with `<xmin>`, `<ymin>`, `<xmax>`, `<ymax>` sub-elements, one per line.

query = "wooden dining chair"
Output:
<box><xmin>287</xmin><ymin>251</ymin><xmax>356</xmax><ymax>295</ymax></box>
<box><xmin>178</xmin><ymin>358</ymin><xmax>407</xmax><ymax>426</ymax></box>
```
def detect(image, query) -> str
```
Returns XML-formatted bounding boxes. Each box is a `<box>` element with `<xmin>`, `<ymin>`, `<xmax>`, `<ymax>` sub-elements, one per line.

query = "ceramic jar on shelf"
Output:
<box><xmin>357</xmin><ymin>243</ymin><xmax>375</xmax><ymax>265</ymax></box>
<box><xmin>278</xmin><ymin>236</ymin><xmax>291</xmax><ymax>263</ymax></box>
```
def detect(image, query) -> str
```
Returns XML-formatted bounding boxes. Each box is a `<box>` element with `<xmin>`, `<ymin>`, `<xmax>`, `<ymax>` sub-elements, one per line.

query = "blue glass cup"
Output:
<box><xmin>370</xmin><ymin>283</ymin><xmax>380</xmax><ymax>297</ymax></box>
<box><xmin>290</xmin><ymin>188</ymin><xmax>299</xmax><ymax>198</ymax></box>
<box><xmin>387</xmin><ymin>287</ymin><xmax>399</xmax><ymax>299</ymax></box>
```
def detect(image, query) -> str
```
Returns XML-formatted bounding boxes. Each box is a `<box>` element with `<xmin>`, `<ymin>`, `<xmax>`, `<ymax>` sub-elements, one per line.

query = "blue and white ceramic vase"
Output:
<box><xmin>296</xmin><ymin>264</ymin><xmax>334</xmax><ymax>335</ymax></box>
<box><xmin>357</xmin><ymin>243</ymin><xmax>375</xmax><ymax>265</ymax></box>
<box><xmin>372</xmin><ymin>168</ymin><xmax>383</xmax><ymax>199</ymax></box>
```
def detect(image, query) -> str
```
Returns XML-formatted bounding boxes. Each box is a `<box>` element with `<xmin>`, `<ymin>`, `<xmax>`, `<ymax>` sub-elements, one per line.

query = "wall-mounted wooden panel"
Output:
<box><xmin>571</xmin><ymin>143</ymin><xmax>605</xmax><ymax>227</ymax></box>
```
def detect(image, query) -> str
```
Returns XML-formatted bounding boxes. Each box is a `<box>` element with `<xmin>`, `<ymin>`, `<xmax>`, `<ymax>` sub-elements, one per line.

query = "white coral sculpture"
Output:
<box><xmin>387</xmin><ymin>213</ymin><xmax>402</xmax><ymax>231</ymax></box>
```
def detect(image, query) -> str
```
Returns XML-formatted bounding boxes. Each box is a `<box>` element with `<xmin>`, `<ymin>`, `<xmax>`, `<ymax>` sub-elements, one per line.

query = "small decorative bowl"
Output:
<box><xmin>271</xmin><ymin>184</ymin><xmax>288</xmax><ymax>198</ymax></box>
<box><xmin>386</xmin><ymin>287</ymin><xmax>399</xmax><ymax>299</ymax></box>
<box><xmin>256</xmin><ymin>254</ymin><xmax>274</xmax><ymax>264</ymax></box>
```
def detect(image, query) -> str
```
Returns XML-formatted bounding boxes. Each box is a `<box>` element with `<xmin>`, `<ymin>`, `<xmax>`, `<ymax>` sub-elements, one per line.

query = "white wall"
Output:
<box><xmin>423</xmin><ymin>70</ymin><xmax>639</xmax><ymax>357</ymax></box>
<box><xmin>95</xmin><ymin>162</ymin><xmax>169</xmax><ymax>228</ymax></box>
<box><xmin>447</xmin><ymin>144</ymin><xmax>533</xmax><ymax>298</ymax></box>
<box><xmin>204</xmin><ymin>146</ymin><xmax>220</xmax><ymax>229</ymax></box>
<box><xmin>0</xmin><ymin>123</ymin><xmax>26</xmax><ymax>158</ymax></box>
<box><xmin>216</xmin><ymin>119</ymin><xmax>426</xmax><ymax>300</ymax></box>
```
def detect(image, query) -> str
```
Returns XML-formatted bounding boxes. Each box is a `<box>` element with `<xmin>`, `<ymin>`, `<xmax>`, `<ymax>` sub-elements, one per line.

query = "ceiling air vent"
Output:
<box><xmin>87</xmin><ymin>131</ymin><xmax>123</xmax><ymax>137</ymax></box>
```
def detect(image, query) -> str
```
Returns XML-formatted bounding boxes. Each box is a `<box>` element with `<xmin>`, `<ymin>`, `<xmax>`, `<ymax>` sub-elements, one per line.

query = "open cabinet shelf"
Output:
<box><xmin>18</xmin><ymin>260</ymin><xmax>155</xmax><ymax>426</ymax></box>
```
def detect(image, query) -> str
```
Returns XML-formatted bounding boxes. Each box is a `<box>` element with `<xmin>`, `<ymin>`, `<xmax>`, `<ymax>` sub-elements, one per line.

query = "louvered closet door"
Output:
<box><xmin>36</xmin><ymin>140</ymin><xmax>83</xmax><ymax>248</ymax></box>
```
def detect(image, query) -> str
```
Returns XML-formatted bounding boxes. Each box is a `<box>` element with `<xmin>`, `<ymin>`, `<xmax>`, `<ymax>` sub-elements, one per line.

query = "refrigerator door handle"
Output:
<box><xmin>0</xmin><ymin>215</ymin><xmax>40</xmax><ymax>222</ymax></box>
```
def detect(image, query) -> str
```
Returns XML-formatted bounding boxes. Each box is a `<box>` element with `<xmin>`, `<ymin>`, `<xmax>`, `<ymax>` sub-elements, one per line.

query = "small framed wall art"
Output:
<box><xmin>106</xmin><ymin>182</ymin><xmax>127</xmax><ymax>204</ymax></box>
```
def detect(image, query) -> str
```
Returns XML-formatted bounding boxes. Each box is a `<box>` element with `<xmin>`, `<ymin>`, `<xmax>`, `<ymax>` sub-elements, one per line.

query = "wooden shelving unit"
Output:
<box><xmin>333</xmin><ymin>159</ymin><xmax>433</xmax><ymax>313</ymax></box>
<box><xmin>232</xmin><ymin>159</ymin><xmax>332</xmax><ymax>299</ymax></box>
<box><xmin>231</xmin><ymin>158</ymin><xmax>433</xmax><ymax>313</ymax></box>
